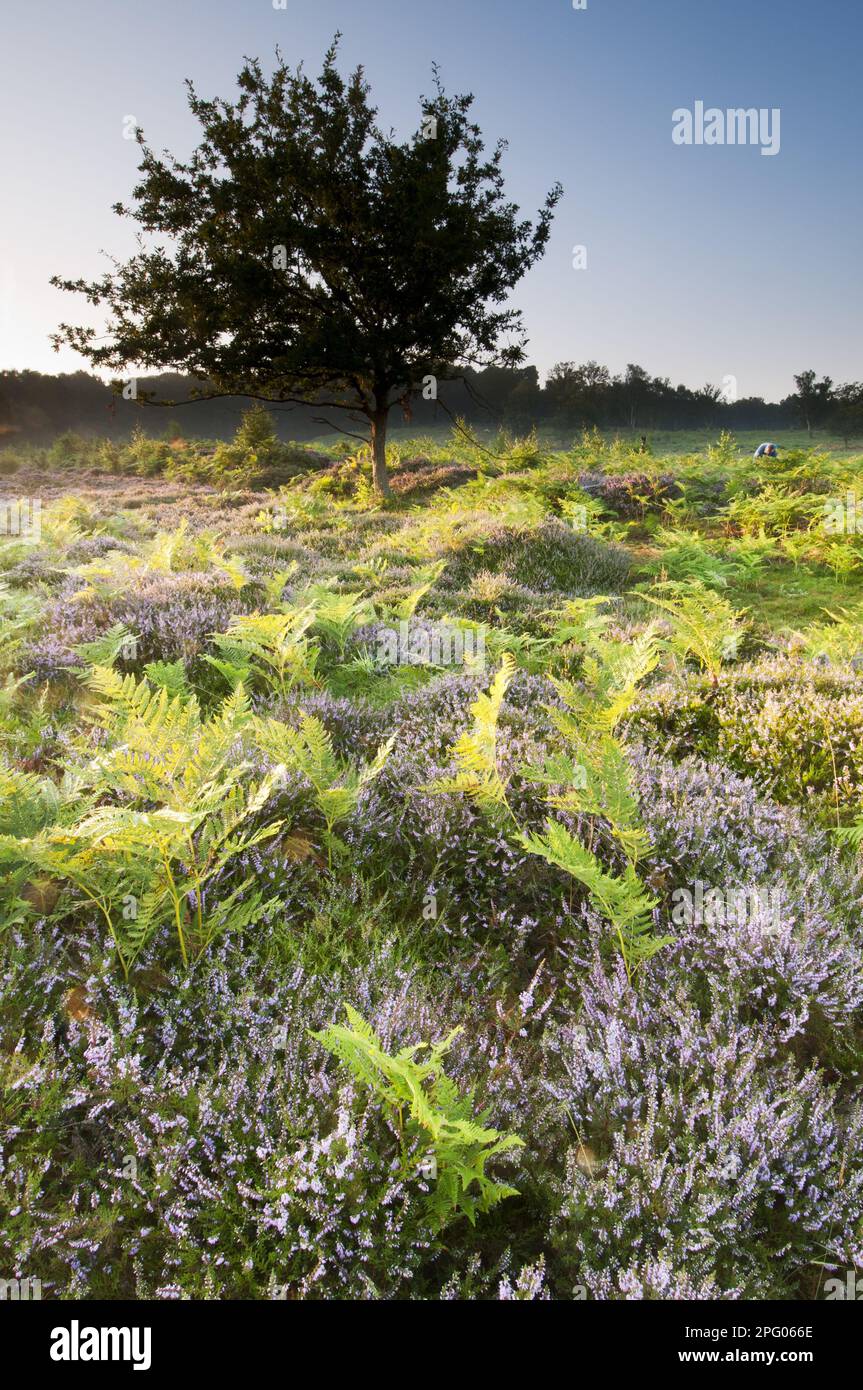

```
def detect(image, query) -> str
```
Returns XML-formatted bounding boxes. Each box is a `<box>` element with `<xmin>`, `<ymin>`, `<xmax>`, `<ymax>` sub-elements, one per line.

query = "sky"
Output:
<box><xmin>1</xmin><ymin>0</ymin><xmax>860</xmax><ymax>401</ymax></box>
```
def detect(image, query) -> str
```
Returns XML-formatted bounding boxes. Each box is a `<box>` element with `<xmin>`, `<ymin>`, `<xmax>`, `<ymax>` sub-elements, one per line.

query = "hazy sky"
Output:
<box><xmin>1</xmin><ymin>0</ymin><xmax>860</xmax><ymax>400</ymax></box>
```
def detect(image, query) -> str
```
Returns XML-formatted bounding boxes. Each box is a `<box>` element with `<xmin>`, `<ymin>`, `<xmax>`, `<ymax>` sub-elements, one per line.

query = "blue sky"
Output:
<box><xmin>1</xmin><ymin>0</ymin><xmax>860</xmax><ymax>399</ymax></box>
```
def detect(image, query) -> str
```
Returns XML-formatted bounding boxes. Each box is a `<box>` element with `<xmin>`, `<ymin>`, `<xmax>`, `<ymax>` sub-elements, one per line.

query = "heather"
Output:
<box><xmin>3</xmin><ymin>423</ymin><xmax>863</xmax><ymax>1301</ymax></box>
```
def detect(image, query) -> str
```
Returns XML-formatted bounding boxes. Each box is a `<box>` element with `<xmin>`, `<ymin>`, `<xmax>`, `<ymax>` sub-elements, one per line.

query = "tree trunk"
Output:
<box><xmin>370</xmin><ymin>403</ymin><xmax>392</xmax><ymax>498</ymax></box>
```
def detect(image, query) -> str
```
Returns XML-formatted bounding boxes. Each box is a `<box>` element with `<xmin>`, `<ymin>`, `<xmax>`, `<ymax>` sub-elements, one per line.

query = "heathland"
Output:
<box><xmin>2</xmin><ymin>416</ymin><xmax>863</xmax><ymax>1299</ymax></box>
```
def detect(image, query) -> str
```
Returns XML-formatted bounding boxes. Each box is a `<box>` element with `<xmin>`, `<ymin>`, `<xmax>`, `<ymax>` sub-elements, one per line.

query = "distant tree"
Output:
<box><xmin>0</xmin><ymin>377</ymin><xmax>13</xmax><ymax>439</ymax></box>
<box><xmin>502</xmin><ymin>367</ymin><xmax>542</xmax><ymax>431</ymax></box>
<box><xmin>464</xmin><ymin>364</ymin><xmax>541</xmax><ymax>425</ymax></box>
<box><xmin>793</xmin><ymin>370</ymin><xmax>834</xmax><ymax>437</ymax></box>
<box><xmin>545</xmin><ymin>360</ymin><xmax>610</xmax><ymax>428</ymax></box>
<box><xmin>830</xmin><ymin>382</ymin><xmax>863</xmax><ymax>446</ymax></box>
<box><xmin>50</xmin><ymin>39</ymin><xmax>561</xmax><ymax>494</ymax></box>
<box><xmin>621</xmin><ymin>363</ymin><xmax>652</xmax><ymax>429</ymax></box>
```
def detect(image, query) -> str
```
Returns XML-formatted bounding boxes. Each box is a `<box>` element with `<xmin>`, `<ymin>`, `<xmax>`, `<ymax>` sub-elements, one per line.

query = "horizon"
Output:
<box><xmin>1</xmin><ymin>0</ymin><xmax>860</xmax><ymax>399</ymax></box>
<box><xmin>0</xmin><ymin>361</ymin><xmax>817</xmax><ymax>409</ymax></box>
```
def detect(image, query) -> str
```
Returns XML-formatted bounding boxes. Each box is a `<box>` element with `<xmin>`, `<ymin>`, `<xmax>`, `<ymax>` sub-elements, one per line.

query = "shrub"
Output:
<box><xmin>121</xmin><ymin>425</ymin><xmax>173</xmax><ymax>477</ymax></box>
<box><xmin>441</xmin><ymin>520</ymin><xmax>630</xmax><ymax>596</ymax></box>
<box><xmin>0</xmin><ymin>929</ymin><xmax>543</xmax><ymax>1299</ymax></box>
<box><xmin>543</xmin><ymin>956</ymin><xmax>863</xmax><ymax>1299</ymax></box>
<box><xmin>6</xmin><ymin>433</ymin><xmax>863</xmax><ymax>1303</ymax></box>
<box><xmin>23</xmin><ymin>573</ymin><xmax>258</xmax><ymax>680</ymax></box>
<box><xmin>628</xmin><ymin>660</ymin><xmax>863</xmax><ymax>817</ymax></box>
<box><xmin>577</xmin><ymin>471</ymin><xmax>683</xmax><ymax>519</ymax></box>
<box><xmin>631</xmin><ymin>749</ymin><xmax>863</xmax><ymax>1065</ymax></box>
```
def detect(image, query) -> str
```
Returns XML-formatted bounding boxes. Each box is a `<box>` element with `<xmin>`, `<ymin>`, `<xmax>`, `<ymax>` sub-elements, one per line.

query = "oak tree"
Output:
<box><xmin>52</xmin><ymin>40</ymin><xmax>561</xmax><ymax>494</ymax></box>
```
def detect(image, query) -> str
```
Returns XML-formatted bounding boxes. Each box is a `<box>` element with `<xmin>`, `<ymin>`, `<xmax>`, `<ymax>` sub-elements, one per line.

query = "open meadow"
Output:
<box><xmin>3</xmin><ymin>420</ymin><xmax>863</xmax><ymax>1300</ymax></box>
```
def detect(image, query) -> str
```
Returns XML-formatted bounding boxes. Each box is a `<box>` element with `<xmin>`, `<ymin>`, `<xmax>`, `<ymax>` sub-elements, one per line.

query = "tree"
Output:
<box><xmin>621</xmin><ymin>363</ymin><xmax>652</xmax><ymax>429</ymax></box>
<box><xmin>793</xmin><ymin>370</ymin><xmax>834</xmax><ymax>437</ymax></box>
<box><xmin>544</xmin><ymin>360</ymin><xmax>610</xmax><ymax>428</ymax></box>
<box><xmin>50</xmin><ymin>39</ymin><xmax>561</xmax><ymax>495</ymax></box>
<box><xmin>503</xmin><ymin>366</ymin><xmax>542</xmax><ymax>431</ymax></box>
<box><xmin>830</xmin><ymin>382</ymin><xmax>863</xmax><ymax>446</ymax></box>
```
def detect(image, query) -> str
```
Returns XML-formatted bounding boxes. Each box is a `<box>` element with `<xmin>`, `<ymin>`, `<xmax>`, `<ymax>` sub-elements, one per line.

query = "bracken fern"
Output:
<box><xmin>312</xmin><ymin>1004</ymin><xmax>524</xmax><ymax>1231</ymax></box>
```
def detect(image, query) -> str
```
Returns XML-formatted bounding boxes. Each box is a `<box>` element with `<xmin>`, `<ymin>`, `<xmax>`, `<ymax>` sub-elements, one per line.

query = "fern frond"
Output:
<box><xmin>313</xmin><ymin>1007</ymin><xmax>522</xmax><ymax>1230</ymax></box>
<box><xmin>426</xmin><ymin>656</ymin><xmax>516</xmax><ymax>816</ymax></box>
<box><xmin>638</xmin><ymin>580</ymin><xmax>747</xmax><ymax>679</ymax></box>
<box><xmin>73</xmin><ymin>623</ymin><xmax>137</xmax><ymax>669</ymax></box>
<box><xmin>520</xmin><ymin>820</ymin><xmax>667</xmax><ymax>981</ymax></box>
<box><xmin>393</xmin><ymin>560</ymin><xmax>446</xmax><ymax>620</ymax></box>
<box><xmin>0</xmin><ymin>763</ymin><xmax>62</xmax><ymax>837</ymax></box>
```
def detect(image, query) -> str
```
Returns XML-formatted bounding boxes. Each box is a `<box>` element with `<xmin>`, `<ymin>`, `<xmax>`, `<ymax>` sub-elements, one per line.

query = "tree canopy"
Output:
<box><xmin>51</xmin><ymin>38</ymin><xmax>561</xmax><ymax>493</ymax></box>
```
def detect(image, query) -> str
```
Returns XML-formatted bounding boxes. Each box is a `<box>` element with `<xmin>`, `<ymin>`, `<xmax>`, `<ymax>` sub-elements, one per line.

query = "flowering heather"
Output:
<box><xmin>543</xmin><ymin>953</ymin><xmax>863</xmax><ymax>1299</ymax></box>
<box><xmin>439</xmin><ymin>519</ymin><xmax>631</xmax><ymax>596</ymax></box>
<box><xmin>577</xmin><ymin>471</ymin><xmax>683</xmax><ymax>519</ymax></box>
<box><xmin>22</xmin><ymin>571</ymin><xmax>258</xmax><ymax>676</ymax></box>
<box><xmin>632</xmin><ymin>751</ymin><xmax>863</xmax><ymax>1028</ymax></box>
<box><xmin>0</xmin><ymin>927</ymin><xmax>543</xmax><ymax>1299</ymax></box>
<box><xmin>5</xmin><ymin>447</ymin><xmax>863</xmax><ymax>1303</ymax></box>
<box><xmin>628</xmin><ymin>659</ymin><xmax>863</xmax><ymax>817</ymax></box>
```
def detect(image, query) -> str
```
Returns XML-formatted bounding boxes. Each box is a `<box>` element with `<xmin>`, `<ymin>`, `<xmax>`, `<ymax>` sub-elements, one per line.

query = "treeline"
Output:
<box><xmin>2</xmin><ymin>363</ymin><xmax>861</xmax><ymax>442</ymax></box>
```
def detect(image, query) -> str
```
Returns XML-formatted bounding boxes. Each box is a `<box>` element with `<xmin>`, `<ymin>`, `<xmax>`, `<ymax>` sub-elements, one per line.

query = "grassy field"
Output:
<box><xmin>374</xmin><ymin>423</ymin><xmax>863</xmax><ymax>458</ymax></box>
<box><xmin>2</xmin><ymin>421</ymin><xmax>863</xmax><ymax>1300</ymax></box>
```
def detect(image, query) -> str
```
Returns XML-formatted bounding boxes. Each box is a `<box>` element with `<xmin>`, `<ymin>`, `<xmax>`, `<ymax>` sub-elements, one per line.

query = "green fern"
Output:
<box><xmin>547</xmin><ymin>595</ymin><xmax>615</xmax><ymax>649</ymax></box>
<box><xmin>82</xmin><ymin>665</ymin><xmax>253</xmax><ymax>797</ymax></box>
<box><xmin>143</xmin><ymin>658</ymin><xmax>190</xmax><ymax>697</ymax></box>
<box><xmin>69</xmin><ymin>520</ymin><xmax>249</xmax><ymax>597</ymax></box>
<box><xmin>637</xmin><ymin>579</ymin><xmax>746</xmax><ymax>682</ymax></box>
<box><xmin>519</xmin><ymin>626</ymin><xmax>667</xmax><ymax>979</ymax></box>
<box><xmin>426</xmin><ymin>654</ymin><xmax>517</xmax><ymax>818</ymax></box>
<box><xmin>212</xmin><ymin>608</ymin><xmax>320</xmax><ymax>697</ymax></box>
<box><xmin>349</xmin><ymin>556</ymin><xmax>390</xmax><ymax>589</ymax></box>
<box><xmin>551</xmin><ymin>623</ymin><xmax>661</xmax><ymax>735</ymax></box>
<box><xmin>834</xmin><ymin>820</ymin><xmax>863</xmax><ymax>850</ymax></box>
<box><xmin>525</xmin><ymin>732</ymin><xmax>650</xmax><ymax>865</ymax></box>
<box><xmin>72</xmin><ymin>623</ymin><xmax>137</xmax><ymax>669</ymax></box>
<box><xmin>519</xmin><ymin>821</ymin><xmax>669</xmax><ymax>982</ymax></box>
<box><xmin>259</xmin><ymin>564</ymin><xmax>299</xmax><ymax>607</ymax></box>
<box><xmin>201</xmin><ymin>654</ymin><xmax>253</xmax><ymax>693</ymax></box>
<box><xmin>0</xmin><ymin>760</ymin><xmax>65</xmax><ymax>838</ymax></box>
<box><xmin>254</xmin><ymin>711</ymin><xmax>393</xmax><ymax>865</ymax></box>
<box><xmin>391</xmin><ymin>560</ymin><xmax>446</xmax><ymax>621</ymax></box>
<box><xmin>302</xmin><ymin>584</ymin><xmax>376</xmax><ymax>657</ymax></box>
<box><xmin>16</xmin><ymin>669</ymin><xmax>285</xmax><ymax>974</ymax></box>
<box><xmin>312</xmin><ymin>1005</ymin><xmax>524</xmax><ymax>1231</ymax></box>
<box><xmin>27</xmin><ymin>778</ymin><xmax>283</xmax><ymax>974</ymax></box>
